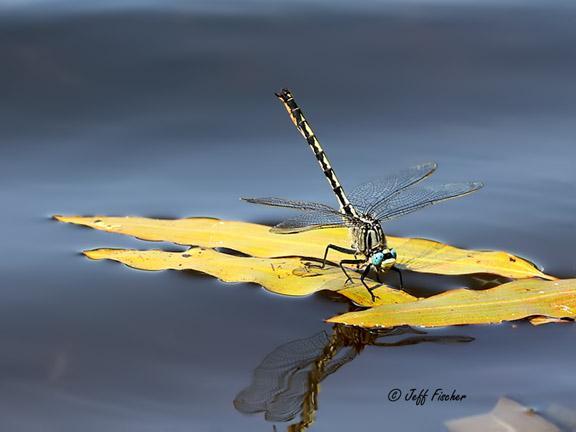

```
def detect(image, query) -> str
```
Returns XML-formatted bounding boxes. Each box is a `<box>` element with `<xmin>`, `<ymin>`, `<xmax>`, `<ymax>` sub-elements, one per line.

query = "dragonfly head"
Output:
<box><xmin>370</xmin><ymin>248</ymin><xmax>397</xmax><ymax>269</ymax></box>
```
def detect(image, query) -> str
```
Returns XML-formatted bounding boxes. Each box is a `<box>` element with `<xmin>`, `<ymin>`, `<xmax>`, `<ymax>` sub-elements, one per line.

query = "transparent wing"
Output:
<box><xmin>272</xmin><ymin>212</ymin><xmax>349</xmax><ymax>233</ymax></box>
<box><xmin>242</xmin><ymin>197</ymin><xmax>350</xmax><ymax>233</ymax></box>
<box><xmin>242</xmin><ymin>197</ymin><xmax>341</xmax><ymax>213</ymax></box>
<box><xmin>348</xmin><ymin>162</ymin><xmax>437</xmax><ymax>212</ymax></box>
<box><xmin>372</xmin><ymin>182</ymin><xmax>484</xmax><ymax>222</ymax></box>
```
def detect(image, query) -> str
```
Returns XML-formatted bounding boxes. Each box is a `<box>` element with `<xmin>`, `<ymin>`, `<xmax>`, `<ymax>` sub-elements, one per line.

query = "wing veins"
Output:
<box><xmin>242</xmin><ymin>197</ymin><xmax>353</xmax><ymax>233</ymax></box>
<box><xmin>373</xmin><ymin>182</ymin><xmax>484</xmax><ymax>222</ymax></box>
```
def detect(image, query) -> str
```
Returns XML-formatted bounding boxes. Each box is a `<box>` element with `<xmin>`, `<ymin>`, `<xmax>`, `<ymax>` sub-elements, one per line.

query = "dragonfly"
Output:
<box><xmin>243</xmin><ymin>89</ymin><xmax>483</xmax><ymax>300</ymax></box>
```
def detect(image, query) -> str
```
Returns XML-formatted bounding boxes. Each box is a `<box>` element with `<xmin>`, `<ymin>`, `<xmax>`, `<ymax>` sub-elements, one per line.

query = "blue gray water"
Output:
<box><xmin>1</xmin><ymin>1</ymin><xmax>576</xmax><ymax>431</ymax></box>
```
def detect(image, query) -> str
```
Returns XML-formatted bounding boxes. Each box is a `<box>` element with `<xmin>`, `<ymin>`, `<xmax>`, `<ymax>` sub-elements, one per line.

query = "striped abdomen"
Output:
<box><xmin>275</xmin><ymin>89</ymin><xmax>358</xmax><ymax>219</ymax></box>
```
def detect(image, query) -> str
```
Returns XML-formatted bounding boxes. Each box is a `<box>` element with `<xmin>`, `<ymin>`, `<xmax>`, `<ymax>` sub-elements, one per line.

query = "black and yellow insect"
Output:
<box><xmin>244</xmin><ymin>89</ymin><xmax>483</xmax><ymax>300</ymax></box>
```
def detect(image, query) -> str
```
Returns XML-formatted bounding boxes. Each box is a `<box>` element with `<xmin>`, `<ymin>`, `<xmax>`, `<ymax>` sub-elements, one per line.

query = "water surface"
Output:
<box><xmin>1</xmin><ymin>2</ymin><xmax>576</xmax><ymax>431</ymax></box>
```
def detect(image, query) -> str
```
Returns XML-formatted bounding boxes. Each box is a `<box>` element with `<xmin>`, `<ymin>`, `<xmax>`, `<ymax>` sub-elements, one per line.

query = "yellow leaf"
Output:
<box><xmin>391</xmin><ymin>237</ymin><xmax>553</xmax><ymax>280</ymax></box>
<box><xmin>84</xmin><ymin>248</ymin><xmax>417</xmax><ymax>306</ymax></box>
<box><xmin>55</xmin><ymin>216</ymin><xmax>553</xmax><ymax>280</ymax></box>
<box><xmin>327</xmin><ymin>279</ymin><xmax>576</xmax><ymax>328</ymax></box>
<box><xmin>529</xmin><ymin>316</ymin><xmax>573</xmax><ymax>326</ymax></box>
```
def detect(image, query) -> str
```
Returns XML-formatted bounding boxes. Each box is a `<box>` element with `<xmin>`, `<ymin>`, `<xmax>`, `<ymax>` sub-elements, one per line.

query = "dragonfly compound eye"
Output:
<box><xmin>371</xmin><ymin>252</ymin><xmax>385</xmax><ymax>266</ymax></box>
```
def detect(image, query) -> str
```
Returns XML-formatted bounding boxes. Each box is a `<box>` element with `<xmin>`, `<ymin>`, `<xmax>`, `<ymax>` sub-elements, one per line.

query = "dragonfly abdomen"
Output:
<box><xmin>275</xmin><ymin>89</ymin><xmax>359</xmax><ymax>220</ymax></box>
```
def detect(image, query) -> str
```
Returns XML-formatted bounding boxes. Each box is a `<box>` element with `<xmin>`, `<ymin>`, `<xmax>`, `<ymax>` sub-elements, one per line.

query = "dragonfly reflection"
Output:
<box><xmin>234</xmin><ymin>324</ymin><xmax>473</xmax><ymax>432</ymax></box>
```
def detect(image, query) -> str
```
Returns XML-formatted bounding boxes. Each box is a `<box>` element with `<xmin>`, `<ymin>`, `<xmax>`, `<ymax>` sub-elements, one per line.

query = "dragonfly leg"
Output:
<box><xmin>391</xmin><ymin>266</ymin><xmax>405</xmax><ymax>289</ymax></box>
<box><xmin>375</xmin><ymin>268</ymin><xmax>382</xmax><ymax>284</ymax></box>
<box><xmin>313</xmin><ymin>244</ymin><xmax>356</xmax><ymax>269</ymax></box>
<box><xmin>360</xmin><ymin>264</ymin><xmax>378</xmax><ymax>302</ymax></box>
<box><xmin>338</xmin><ymin>259</ymin><xmax>365</xmax><ymax>284</ymax></box>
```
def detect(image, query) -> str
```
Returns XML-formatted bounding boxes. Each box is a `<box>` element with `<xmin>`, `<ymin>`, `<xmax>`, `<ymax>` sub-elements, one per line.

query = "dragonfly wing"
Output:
<box><xmin>242</xmin><ymin>197</ymin><xmax>340</xmax><ymax>212</ymax></box>
<box><xmin>242</xmin><ymin>197</ymin><xmax>350</xmax><ymax>233</ymax></box>
<box><xmin>272</xmin><ymin>212</ymin><xmax>348</xmax><ymax>233</ymax></box>
<box><xmin>348</xmin><ymin>162</ymin><xmax>437</xmax><ymax>212</ymax></box>
<box><xmin>372</xmin><ymin>182</ymin><xmax>484</xmax><ymax>222</ymax></box>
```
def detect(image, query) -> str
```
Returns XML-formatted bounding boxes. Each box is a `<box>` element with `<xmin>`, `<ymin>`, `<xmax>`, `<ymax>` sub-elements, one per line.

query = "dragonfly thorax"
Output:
<box><xmin>351</xmin><ymin>218</ymin><xmax>397</xmax><ymax>269</ymax></box>
<box><xmin>352</xmin><ymin>218</ymin><xmax>386</xmax><ymax>256</ymax></box>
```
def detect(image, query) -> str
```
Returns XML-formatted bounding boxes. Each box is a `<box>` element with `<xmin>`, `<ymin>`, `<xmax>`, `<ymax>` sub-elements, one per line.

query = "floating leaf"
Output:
<box><xmin>55</xmin><ymin>216</ymin><xmax>553</xmax><ymax>280</ymax></box>
<box><xmin>446</xmin><ymin>397</ymin><xmax>560</xmax><ymax>432</ymax></box>
<box><xmin>327</xmin><ymin>279</ymin><xmax>576</xmax><ymax>328</ymax></box>
<box><xmin>84</xmin><ymin>248</ymin><xmax>416</xmax><ymax>306</ymax></box>
<box><xmin>392</xmin><ymin>236</ymin><xmax>553</xmax><ymax>280</ymax></box>
<box><xmin>529</xmin><ymin>317</ymin><xmax>573</xmax><ymax>326</ymax></box>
